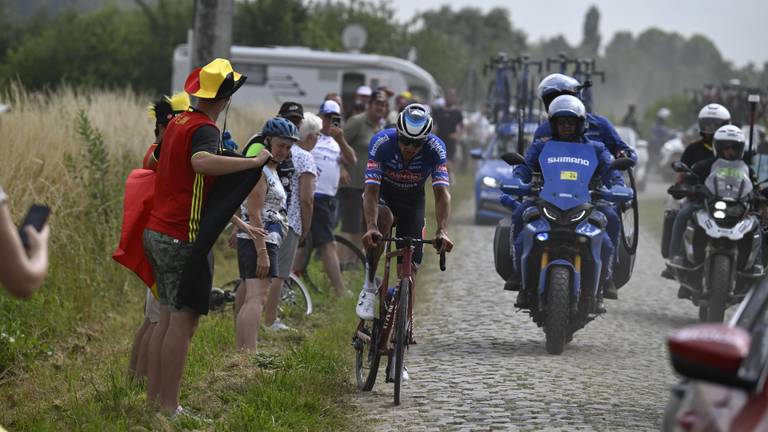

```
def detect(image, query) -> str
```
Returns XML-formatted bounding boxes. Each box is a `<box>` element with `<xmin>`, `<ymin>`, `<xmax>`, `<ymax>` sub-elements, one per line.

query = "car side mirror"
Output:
<box><xmin>667</xmin><ymin>324</ymin><xmax>755</xmax><ymax>391</ymax></box>
<box><xmin>611</xmin><ymin>157</ymin><xmax>635</xmax><ymax>171</ymax></box>
<box><xmin>469</xmin><ymin>148</ymin><xmax>484</xmax><ymax>160</ymax></box>
<box><xmin>501</xmin><ymin>152</ymin><xmax>525</xmax><ymax>166</ymax></box>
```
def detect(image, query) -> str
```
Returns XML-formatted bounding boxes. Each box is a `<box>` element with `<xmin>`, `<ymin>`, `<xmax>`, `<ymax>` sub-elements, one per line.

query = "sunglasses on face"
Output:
<box><xmin>399</xmin><ymin>135</ymin><xmax>425</xmax><ymax>148</ymax></box>
<box><xmin>555</xmin><ymin>117</ymin><xmax>579</xmax><ymax>127</ymax></box>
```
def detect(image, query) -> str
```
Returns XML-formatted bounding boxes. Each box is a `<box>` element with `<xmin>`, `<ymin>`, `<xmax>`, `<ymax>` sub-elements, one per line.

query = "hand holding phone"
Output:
<box><xmin>18</xmin><ymin>204</ymin><xmax>50</xmax><ymax>248</ymax></box>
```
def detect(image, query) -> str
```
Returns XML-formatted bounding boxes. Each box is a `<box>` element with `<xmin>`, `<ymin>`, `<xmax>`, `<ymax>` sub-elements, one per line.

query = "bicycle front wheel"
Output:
<box><xmin>280</xmin><ymin>273</ymin><xmax>313</xmax><ymax>318</ymax></box>
<box><xmin>354</xmin><ymin>318</ymin><xmax>382</xmax><ymax>391</ymax></box>
<box><xmin>393</xmin><ymin>279</ymin><xmax>410</xmax><ymax>406</ymax></box>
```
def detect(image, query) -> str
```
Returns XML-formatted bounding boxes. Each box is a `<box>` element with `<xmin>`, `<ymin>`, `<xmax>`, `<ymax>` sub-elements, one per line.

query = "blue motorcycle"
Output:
<box><xmin>500</xmin><ymin>141</ymin><xmax>634</xmax><ymax>354</ymax></box>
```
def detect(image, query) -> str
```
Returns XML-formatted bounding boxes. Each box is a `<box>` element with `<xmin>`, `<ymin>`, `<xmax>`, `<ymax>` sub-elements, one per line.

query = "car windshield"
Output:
<box><xmin>486</xmin><ymin>133</ymin><xmax>534</xmax><ymax>159</ymax></box>
<box><xmin>616</xmin><ymin>127</ymin><xmax>637</xmax><ymax>149</ymax></box>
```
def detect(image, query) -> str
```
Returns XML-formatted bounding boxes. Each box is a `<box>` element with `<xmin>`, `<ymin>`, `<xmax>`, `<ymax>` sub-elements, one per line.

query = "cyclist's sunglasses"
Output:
<box><xmin>399</xmin><ymin>135</ymin><xmax>426</xmax><ymax>148</ymax></box>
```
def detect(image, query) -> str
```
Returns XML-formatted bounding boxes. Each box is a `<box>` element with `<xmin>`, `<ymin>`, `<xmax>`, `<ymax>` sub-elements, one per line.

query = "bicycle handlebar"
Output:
<box><xmin>378</xmin><ymin>237</ymin><xmax>447</xmax><ymax>272</ymax></box>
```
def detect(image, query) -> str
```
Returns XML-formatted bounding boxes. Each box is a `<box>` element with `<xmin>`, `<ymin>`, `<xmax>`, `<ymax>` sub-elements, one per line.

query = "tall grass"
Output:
<box><xmin>0</xmin><ymin>85</ymin><xmax>269</xmax><ymax>374</ymax></box>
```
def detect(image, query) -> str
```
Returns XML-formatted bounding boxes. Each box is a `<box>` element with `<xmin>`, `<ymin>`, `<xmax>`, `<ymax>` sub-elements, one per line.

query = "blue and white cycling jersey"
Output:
<box><xmin>364</xmin><ymin>128</ymin><xmax>450</xmax><ymax>193</ymax></box>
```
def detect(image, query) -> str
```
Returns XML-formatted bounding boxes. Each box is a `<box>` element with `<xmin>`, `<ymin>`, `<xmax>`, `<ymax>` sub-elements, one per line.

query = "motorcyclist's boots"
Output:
<box><xmin>677</xmin><ymin>285</ymin><xmax>691</xmax><ymax>299</ymax></box>
<box><xmin>744</xmin><ymin>264</ymin><xmax>765</xmax><ymax>278</ymax></box>
<box><xmin>514</xmin><ymin>290</ymin><xmax>530</xmax><ymax>308</ymax></box>
<box><xmin>504</xmin><ymin>278</ymin><xmax>521</xmax><ymax>291</ymax></box>
<box><xmin>603</xmin><ymin>279</ymin><xmax>618</xmax><ymax>300</ymax></box>
<box><xmin>660</xmin><ymin>266</ymin><xmax>675</xmax><ymax>280</ymax></box>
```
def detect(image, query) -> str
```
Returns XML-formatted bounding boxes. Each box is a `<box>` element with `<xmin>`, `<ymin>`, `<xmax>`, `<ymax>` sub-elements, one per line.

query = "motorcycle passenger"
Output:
<box><xmin>533</xmin><ymin>73</ymin><xmax>636</xmax><ymax>162</ymax></box>
<box><xmin>669</xmin><ymin>125</ymin><xmax>764</xmax><ymax>284</ymax></box>
<box><xmin>509</xmin><ymin>95</ymin><xmax>625</xmax><ymax>308</ymax></box>
<box><xmin>663</xmin><ymin>104</ymin><xmax>731</xmax><ymax>280</ymax></box>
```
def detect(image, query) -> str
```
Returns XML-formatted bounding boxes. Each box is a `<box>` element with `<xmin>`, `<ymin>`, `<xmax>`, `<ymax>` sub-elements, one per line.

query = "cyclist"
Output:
<box><xmin>533</xmin><ymin>73</ymin><xmax>636</xmax><ymax>162</ymax></box>
<box><xmin>507</xmin><ymin>95</ymin><xmax>624</xmax><ymax>308</ymax></box>
<box><xmin>356</xmin><ymin>104</ymin><xmax>455</xmax><ymax>321</ymax></box>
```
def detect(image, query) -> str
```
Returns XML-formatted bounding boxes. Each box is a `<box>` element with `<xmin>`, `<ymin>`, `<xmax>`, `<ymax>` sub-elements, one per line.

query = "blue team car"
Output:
<box><xmin>470</xmin><ymin>122</ymin><xmax>538</xmax><ymax>224</ymax></box>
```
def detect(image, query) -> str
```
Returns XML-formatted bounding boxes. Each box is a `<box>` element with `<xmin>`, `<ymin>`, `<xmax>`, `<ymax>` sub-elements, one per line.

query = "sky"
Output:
<box><xmin>390</xmin><ymin>0</ymin><xmax>768</xmax><ymax>68</ymax></box>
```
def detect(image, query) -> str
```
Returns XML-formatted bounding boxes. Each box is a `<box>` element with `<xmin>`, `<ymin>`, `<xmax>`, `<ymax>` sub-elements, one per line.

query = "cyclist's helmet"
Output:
<box><xmin>396</xmin><ymin>103</ymin><xmax>433</xmax><ymax>145</ymax></box>
<box><xmin>548</xmin><ymin>95</ymin><xmax>587</xmax><ymax>140</ymax></box>
<box><xmin>697</xmin><ymin>103</ymin><xmax>731</xmax><ymax>135</ymax></box>
<box><xmin>712</xmin><ymin>125</ymin><xmax>745</xmax><ymax>161</ymax></box>
<box><xmin>261</xmin><ymin>117</ymin><xmax>300</xmax><ymax>141</ymax></box>
<box><xmin>657</xmin><ymin>107</ymin><xmax>671</xmax><ymax>119</ymax></box>
<box><xmin>537</xmin><ymin>73</ymin><xmax>581</xmax><ymax>110</ymax></box>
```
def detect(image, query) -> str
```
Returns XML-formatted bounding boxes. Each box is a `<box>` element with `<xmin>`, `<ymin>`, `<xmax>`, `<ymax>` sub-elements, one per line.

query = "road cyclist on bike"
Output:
<box><xmin>355</xmin><ymin>104</ymin><xmax>455</xmax><ymax>332</ymax></box>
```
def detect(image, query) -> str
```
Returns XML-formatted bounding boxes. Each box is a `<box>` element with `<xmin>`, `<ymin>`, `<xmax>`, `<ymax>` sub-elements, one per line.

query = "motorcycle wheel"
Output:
<box><xmin>544</xmin><ymin>266</ymin><xmax>571</xmax><ymax>355</ymax></box>
<box><xmin>705</xmin><ymin>255</ymin><xmax>731</xmax><ymax>322</ymax></box>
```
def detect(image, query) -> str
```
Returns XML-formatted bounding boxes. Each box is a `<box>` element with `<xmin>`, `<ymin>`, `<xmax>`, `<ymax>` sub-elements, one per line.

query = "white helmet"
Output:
<box><xmin>713</xmin><ymin>124</ymin><xmax>745</xmax><ymax>160</ymax></box>
<box><xmin>657</xmin><ymin>107</ymin><xmax>671</xmax><ymax>119</ymax></box>
<box><xmin>396</xmin><ymin>103</ymin><xmax>433</xmax><ymax>142</ymax></box>
<box><xmin>548</xmin><ymin>95</ymin><xmax>587</xmax><ymax>139</ymax></box>
<box><xmin>697</xmin><ymin>103</ymin><xmax>731</xmax><ymax>135</ymax></box>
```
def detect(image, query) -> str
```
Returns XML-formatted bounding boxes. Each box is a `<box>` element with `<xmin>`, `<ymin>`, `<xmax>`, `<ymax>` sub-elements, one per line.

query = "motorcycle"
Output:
<box><xmin>498</xmin><ymin>141</ymin><xmax>634</xmax><ymax>354</ymax></box>
<box><xmin>666</xmin><ymin>159</ymin><xmax>766</xmax><ymax>322</ymax></box>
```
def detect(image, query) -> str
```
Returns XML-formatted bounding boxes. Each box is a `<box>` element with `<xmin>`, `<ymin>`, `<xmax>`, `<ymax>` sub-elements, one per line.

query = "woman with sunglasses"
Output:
<box><xmin>356</xmin><ymin>104</ymin><xmax>455</xmax><ymax>327</ymax></box>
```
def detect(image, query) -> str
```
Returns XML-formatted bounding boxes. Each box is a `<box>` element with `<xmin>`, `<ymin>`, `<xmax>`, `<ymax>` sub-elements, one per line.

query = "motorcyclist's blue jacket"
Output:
<box><xmin>534</xmin><ymin>113</ymin><xmax>636</xmax><ymax>161</ymax></box>
<box><xmin>512</xmin><ymin>137</ymin><xmax>625</xmax><ymax>188</ymax></box>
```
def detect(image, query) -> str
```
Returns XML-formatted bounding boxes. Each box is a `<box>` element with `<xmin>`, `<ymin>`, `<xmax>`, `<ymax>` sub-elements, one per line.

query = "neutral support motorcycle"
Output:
<box><xmin>666</xmin><ymin>160</ymin><xmax>766</xmax><ymax>322</ymax></box>
<box><xmin>498</xmin><ymin>142</ymin><xmax>634</xmax><ymax>354</ymax></box>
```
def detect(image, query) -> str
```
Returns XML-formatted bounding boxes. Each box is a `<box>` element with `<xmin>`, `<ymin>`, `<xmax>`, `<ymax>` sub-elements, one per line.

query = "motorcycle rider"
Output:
<box><xmin>507</xmin><ymin>95</ymin><xmax>625</xmax><ymax>308</ymax></box>
<box><xmin>662</xmin><ymin>104</ymin><xmax>731</xmax><ymax>280</ymax></box>
<box><xmin>533</xmin><ymin>73</ymin><xmax>637</xmax><ymax>162</ymax></box>
<box><xmin>650</xmin><ymin>107</ymin><xmax>674</xmax><ymax>165</ymax></box>
<box><xmin>668</xmin><ymin>125</ymin><xmax>764</xmax><ymax>288</ymax></box>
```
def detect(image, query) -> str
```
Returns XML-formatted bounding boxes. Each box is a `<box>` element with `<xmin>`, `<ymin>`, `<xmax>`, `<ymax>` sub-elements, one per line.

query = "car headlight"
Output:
<box><xmin>542</xmin><ymin>206</ymin><xmax>559</xmax><ymax>221</ymax></box>
<box><xmin>569</xmin><ymin>209</ymin><xmax>587</xmax><ymax>222</ymax></box>
<box><xmin>482</xmin><ymin>176</ymin><xmax>499</xmax><ymax>188</ymax></box>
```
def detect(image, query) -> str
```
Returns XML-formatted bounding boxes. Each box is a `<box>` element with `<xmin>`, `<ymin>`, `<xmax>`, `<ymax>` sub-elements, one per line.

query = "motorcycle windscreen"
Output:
<box><xmin>538</xmin><ymin>140</ymin><xmax>598</xmax><ymax>211</ymax></box>
<box><xmin>705</xmin><ymin>159</ymin><xmax>753</xmax><ymax>200</ymax></box>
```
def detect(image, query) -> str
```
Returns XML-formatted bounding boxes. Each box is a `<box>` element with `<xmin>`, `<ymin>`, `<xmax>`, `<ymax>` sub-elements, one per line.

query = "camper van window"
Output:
<box><xmin>233</xmin><ymin>63</ymin><xmax>267</xmax><ymax>85</ymax></box>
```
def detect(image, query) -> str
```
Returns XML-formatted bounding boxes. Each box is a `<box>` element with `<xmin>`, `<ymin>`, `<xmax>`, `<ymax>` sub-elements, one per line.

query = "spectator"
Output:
<box><xmin>337</xmin><ymin>90</ymin><xmax>388</xmax><ymax>262</ymax></box>
<box><xmin>324</xmin><ymin>93</ymin><xmax>343</xmax><ymax>114</ymax></box>
<box><xmin>386</xmin><ymin>91</ymin><xmax>412</xmax><ymax>126</ymax></box>
<box><xmin>278</xmin><ymin>101</ymin><xmax>304</xmax><ymax>129</ymax></box>
<box><xmin>142</xmin><ymin>58</ymin><xmax>270</xmax><ymax>414</ymax></box>
<box><xmin>0</xmin><ymin>186</ymin><xmax>49</xmax><ymax>298</ymax></box>
<box><xmin>432</xmin><ymin>88</ymin><xmax>464</xmax><ymax>168</ymax></box>
<box><xmin>349</xmin><ymin>85</ymin><xmax>372</xmax><ymax>118</ymax></box>
<box><xmin>263</xmin><ymin>113</ymin><xmax>321</xmax><ymax>330</ymax></box>
<box><xmin>234</xmin><ymin>118</ymin><xmax>297</xmax><ymax>350</ymax></box>
<box><xmin>621</xmin><ymin>104</ymin><xmax>639</xmax><ymax>131</ymax></box>
<box><xmin>129</xmin><ymin>92</ymin><xmax>190</xmax><ymax>382</ymax></box>
<box><xmin>309</xmin><ymin>100</ymin><xmax>356</xmax><ymax>296</ymax></box>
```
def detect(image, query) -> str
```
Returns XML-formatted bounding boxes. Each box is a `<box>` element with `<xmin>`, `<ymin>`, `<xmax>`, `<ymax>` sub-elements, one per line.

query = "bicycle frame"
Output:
<box><xmin>375</xmin><ymin>238</ymin><xmax>417</xmax><ymax>355</ymax></box>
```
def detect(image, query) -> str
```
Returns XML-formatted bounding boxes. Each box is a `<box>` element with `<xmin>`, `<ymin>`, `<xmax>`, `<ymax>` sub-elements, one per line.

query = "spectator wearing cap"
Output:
<box><xmin>386</xmin><ymin>91</ymin><xmax>413</xmax><ymax>126</ymax></box>
<box><xmin>263</xmin><ymin>112</ymin><xmax>322</xmax><ymax>331</ymax></box>
<box><xmin>142</xmin><ymin>58</ymin><xmax>271</xmax><ymax>414</ymax></box>
<box><xmin>350</xmin><ymin>85</ymin><xmax>372</xmax><ymax>118</ymax></box>
<box><xmin>278</xmin><ymin>101</ymin><xmax>304</xmax><ymax>129</ymax></box>
<box><xmin>308</xmin><ymin>100</ymin><xmax>356</xmax><ymax>296</ymax></box>
<box><xmin>337</xmin><ymin>89</ymin><xmax>389</xmax><ymax>257</ymax></box>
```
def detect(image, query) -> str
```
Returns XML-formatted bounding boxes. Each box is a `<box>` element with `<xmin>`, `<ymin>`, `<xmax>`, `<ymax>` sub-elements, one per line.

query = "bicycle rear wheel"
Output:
<box><xmin>279</xmin><ymin>273</ymin><xmax>312</xmax><ymax>317</ymax></box>
<box><xmin>393</xmin><ymin>279</ymin><xmax>410</xmax><ymax>406</ymax></box>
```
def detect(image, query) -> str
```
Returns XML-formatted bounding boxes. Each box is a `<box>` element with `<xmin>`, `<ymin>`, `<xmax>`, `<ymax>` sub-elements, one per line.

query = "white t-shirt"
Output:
<box><xmin>311</xmin><ymin>134</ymin><xmax>341</xmax><ymax>197</ymax></box>
<box><xmin>237</xmin><ymin>166</ymin><xmax>288</xmax><ymax>245</ymax></box>
<box><xmin>287</xmin><ymin>146</ymin><xmax>317</xmax><ymax>235</ymax></box>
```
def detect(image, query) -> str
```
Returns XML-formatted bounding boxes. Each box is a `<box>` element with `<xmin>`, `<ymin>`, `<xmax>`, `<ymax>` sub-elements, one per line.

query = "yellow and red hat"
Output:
<box><xmin>184</xmin><ymin>58</ymin><xmax>247</xmax><ymax>100</ymax></box>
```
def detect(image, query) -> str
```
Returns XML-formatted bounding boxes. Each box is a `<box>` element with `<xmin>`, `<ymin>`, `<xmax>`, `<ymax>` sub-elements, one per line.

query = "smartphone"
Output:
<box><xmin>18</xmin><ymin>204</ymin><xmax>50</xmax><ymax>248</ymax></box>
<box><xmin>331</xmin><ymin>116</ymin><xmax>342</xmax><ymax>128</ymax></box>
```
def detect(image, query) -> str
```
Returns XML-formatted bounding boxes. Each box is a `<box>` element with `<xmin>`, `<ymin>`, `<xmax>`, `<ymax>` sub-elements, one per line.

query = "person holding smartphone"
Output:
<box><xmin>308</xmin><ymin>100</ymin><xmax>356</xmax><ymax>296</ymax></box>
<box><xmin>0</xmin><ymin>185</ymin><xmax>50</xmax><ymax>298</ymax></box>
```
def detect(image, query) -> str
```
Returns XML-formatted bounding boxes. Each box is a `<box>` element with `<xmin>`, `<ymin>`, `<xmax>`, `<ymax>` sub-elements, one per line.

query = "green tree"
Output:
<box><xmin>234</xmin><ymin>0</ymin><xmax>308</xmax><ymax>47</ymax></box>
<box><xmin>580</xmin><ymin>5</ymin><xmax>600</xmax><ymax>57</ymax></box>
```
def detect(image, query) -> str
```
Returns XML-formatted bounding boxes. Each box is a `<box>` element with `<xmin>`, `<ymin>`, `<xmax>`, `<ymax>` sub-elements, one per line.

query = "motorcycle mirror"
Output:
<box><xmin>501</xmin><ymin>152</ymin><xmax>526</xmax><ymax>166</ymax></box>
<box><xmin>611</xmin><ymin>157</ymin><xmax>635</xmax><ymax>171</ymax></box>
<box><xmin>671</xmin><ymin>161</ymin><xmax>691</xmax><ymax>173</ymax></box>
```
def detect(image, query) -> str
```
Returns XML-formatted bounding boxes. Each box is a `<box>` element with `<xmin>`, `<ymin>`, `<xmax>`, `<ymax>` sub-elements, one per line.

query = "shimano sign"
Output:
<box><xmin>546</xmin><ymin>156</ymin><xmax>591</xmax><ymax>166</ymax></box>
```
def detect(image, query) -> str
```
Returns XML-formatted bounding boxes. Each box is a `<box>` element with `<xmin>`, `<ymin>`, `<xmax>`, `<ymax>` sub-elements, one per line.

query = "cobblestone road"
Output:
<box><xmin>352</xmin><ymin>183</ymin><xmax>697</xmax><ymax>431</ymax></box>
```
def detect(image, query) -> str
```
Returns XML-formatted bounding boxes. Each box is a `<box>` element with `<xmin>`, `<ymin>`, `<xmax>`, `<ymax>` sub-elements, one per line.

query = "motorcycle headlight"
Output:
<box><xmin>714</xmin><ymin>201</ymin><xmax>727</xmax><ymax>210</ymax></box>
<box><xmin>542</xmin><ymin>205</ymin><xmax>560</xmax><ymax>221</ymax></box>
<box><xmin>713</xmin><ymin>210</ymin><xmax>726</xmax><ymax>219</ymax></box>
<box><xmin>570</xmin><ymin>209</ymin><xmax>587</xmax><ymax>222</ymax></box>
<box><xmin>482</xmin><ymin>176</ymin><xmax>499</xmax><ymax>188</ymax></box>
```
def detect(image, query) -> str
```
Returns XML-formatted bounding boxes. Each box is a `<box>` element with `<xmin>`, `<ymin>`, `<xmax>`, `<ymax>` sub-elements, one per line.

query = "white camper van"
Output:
<box><xmin>172</xmin><ymin>44</ymin><xmax>441</xmax><ymax>113</ymax></box>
